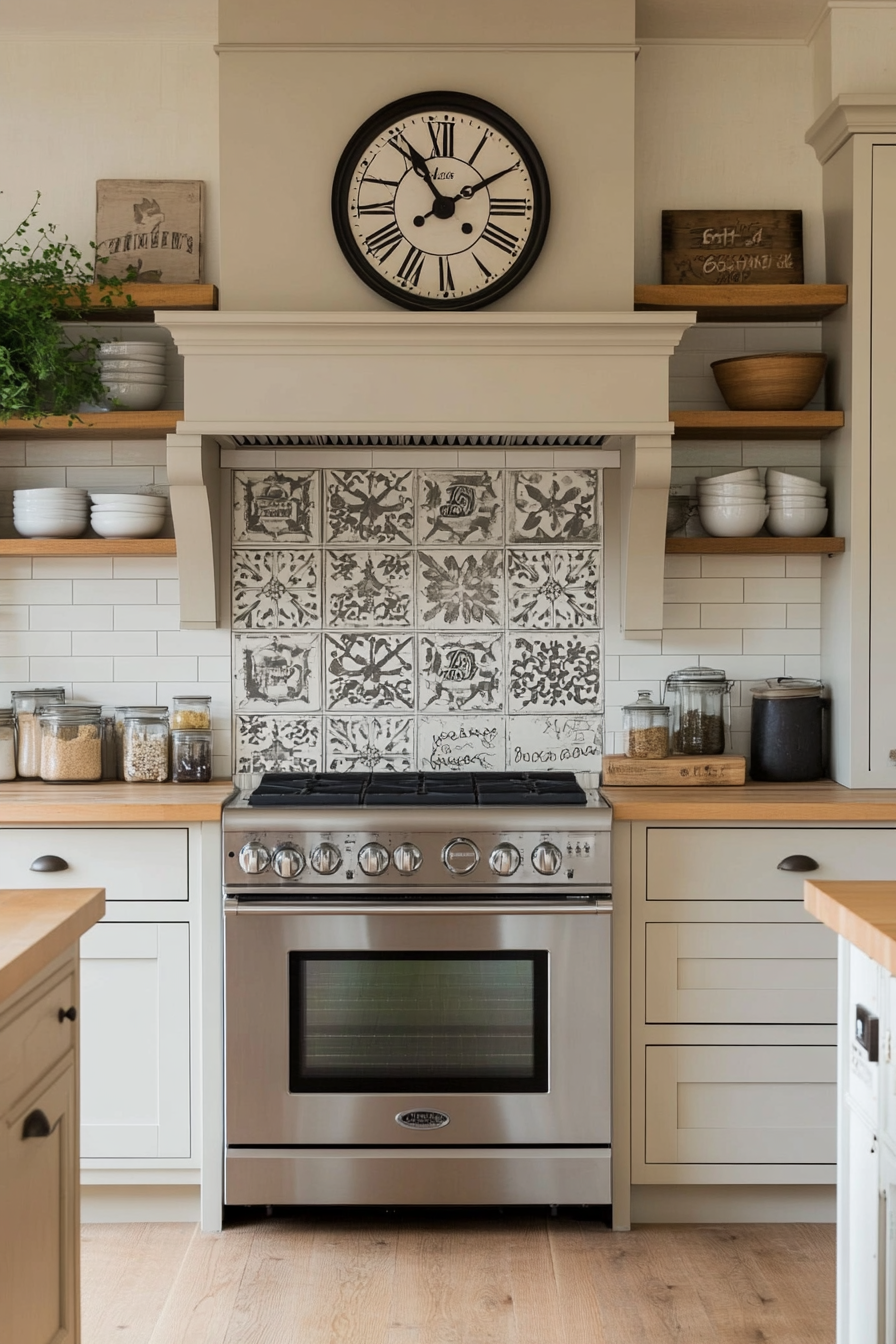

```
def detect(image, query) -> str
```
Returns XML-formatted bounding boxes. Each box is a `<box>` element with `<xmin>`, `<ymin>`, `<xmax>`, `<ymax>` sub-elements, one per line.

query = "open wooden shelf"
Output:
<box><xmin>0</xmin><ymin>538</ymin><xmax>176</xmax><ymax>557</ymax></box>
<box><xmin>666</xmin><ymin>536</ymin><xmax>845</xmax><ymax>555</ymax></box>
<box><xmin>672</xmin><ymin>410</ymin><xmax>844</xmax><ymax>440</ymax></box>
<box><xmin>60</xmin><ymin>283</ymin><xmax>217</xmax><ymax>321</ymax></box>
<box><xmin>635</xmin><ymin>283</ymin><xmax>848</xmax><ymax>323</ymax></box>
<box><xmin>0</xmin><ymin>411</ymin><xmax>180</xmax><ymax>439</ymax></box>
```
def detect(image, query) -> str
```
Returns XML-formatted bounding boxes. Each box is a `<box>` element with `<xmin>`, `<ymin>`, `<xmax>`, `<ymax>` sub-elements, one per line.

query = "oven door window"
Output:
<box><xmin>289</xmin><ymin>951</ymin><xmax>548</xmax><ymax>1093</ymax></box>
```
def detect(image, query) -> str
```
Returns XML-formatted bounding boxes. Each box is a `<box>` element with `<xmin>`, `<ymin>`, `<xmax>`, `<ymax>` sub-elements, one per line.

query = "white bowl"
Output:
<box><xmin>14</xmin><ymin>487</ymin><xmax>87</xmax><ymax>500</ymax></box>
<box><xmin>767</xmin><ymin>494</ymin><xmax>827</xmax><ymax>508</ymax></box>
<box><xmin>15</xmin><ymin>508</ymin><xmax>88</xmax><ymax>520</ymax></box>
<box><xmin>14</xmin><ymin>516</ymin><xmax>87</xmax><ymax>538</ymax></box>
<box><xmin>98</xmin><ymin>342</ymin><xmax>166</xmax><ymax>360</ymax></box>
<box><xmin>767</xmin><ymin>507</ymin><xmax>829</xmax><ymax>537</ymax></box>
<box><xmin>90</xmin><ymin>511</ymin><xmax>165</xmax><ymax>538</ymax></box>
<box><xmin>699</xmin><ymin>483</ymin><xmax>767</xmax><ymax>499</ymax></box>
<box><xmin>91</xmin><ymin>504</ymin><xmax>166</xmax><ymax>517</ymax></box>
<box><xmin>100</xmin><ymin>372</ymin><xmax>165</xmax><ymax>389</ymax></box>
<box><xmin>698</xmin><ymin>501</ymin><xmax>770</xmax><ymax>537</ymax></box>
<box><xmin>766</xmin><ymin>469</ymin><xmax>826</xmax><ymax>493</ymax></box>
<box><xmin>100</xmin><ymin>382</ymin><xmax>166</xmax><ymax>411</ymax></box>
<box><xmin>97</xmin><ymin>358</ymin><xmax>167</xmax><ymax>376</ymax></box>
<box><xmin>90</xmin><ymin>494</ymin><xmax>166</xmax><ymax>512</ymax></box>
<box><xmin>696</xmin><ymin>468</ymin><xmax>761</xmax><ymax>485</ymax></box>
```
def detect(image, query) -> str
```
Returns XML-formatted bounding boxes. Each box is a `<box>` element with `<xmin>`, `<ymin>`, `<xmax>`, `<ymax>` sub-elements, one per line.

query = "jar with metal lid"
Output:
<box><xmin>0</xmin><ymin>709</ymin><xmax>16</xmax><ymax>781</ymax></box>
<box><xmin>123</xmin><ymin>715</ymin><xmax>169</xmax><ymax>783</ymax></box>
<box><xmin>750</xmin><ymin>679</ymin><xmax>825</xmax><ymax>782</ymax></box>
<box><xmin>170</xmin><ymin>728</ymin><xmax>212</xmax><ymax>783</ymax></box>
<box><xmin>663</xmin><ymin>665</ymin><xmax>733</xmax><ymax>756</ymax></box>
<box><xmin>12</xmin><ymin>687</ymin><xmax>65</xmax><ymax>778</ymax></box>
<box><xmin>170</xmin><ymin>695</ymin><xmax>211</xmax><ymax>731</ymax></box>
<box><xmin>114</xmin><ymin>706</ymin><xmax>168</xmax><ymax>779</ymax></box>
<box><xmin>622</xmin><ymin>691</ymin><xmax>671</xmax><ymax>759</ymax></box>
<box><xmin>39</xmin><ymin>705</ymin><xmax>103</xmax><ymax>783</ymax></box>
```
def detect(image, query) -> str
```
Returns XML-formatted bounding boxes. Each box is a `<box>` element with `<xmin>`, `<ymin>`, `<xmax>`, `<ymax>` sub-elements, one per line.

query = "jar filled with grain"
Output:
<box><xmin>39</xmin><ymin>705</ymin><xmax>103</xmax><ymax>783</ymax></box>
<box><xmin>170</xmin><ymin>728</ymin><xmax>212</xmax><ymax>783</ymax></box>
<box><xmin>12</xmin><ymin>688</ymin><xmax>65</xmax><ymax>778</ymax></box>
<box><xmin>0</xmin><ymin>709</ymin><xmax>16</xmax><ymax>781</ymax></box>
<box><xmin>170</xmin><ymin>695</ymin><xmax>211</xmax><ymax>731</ymax></box>
<box><xmin>622</xmin><ymin>691</ymin><xmax>671</xmax><ymax>759</ymax></box>
<box><xmin>123</xmin><ymin>715</ymin><xmax>169</xmax><ymax>783</ymax></box>
<box><xmin>663</xmin><ymin>665</ymin><xmax>733</xmax><ymax>756</ymax></box>
<box><xmin>114</xmin><ymin>706</ymin><xmax>168</xmax><ymax>779</ymax></box>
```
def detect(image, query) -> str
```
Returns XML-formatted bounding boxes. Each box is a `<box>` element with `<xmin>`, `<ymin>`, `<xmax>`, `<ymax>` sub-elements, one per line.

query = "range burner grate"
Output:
<box><xmin>246</xmin><ymin>771</ymin><xmax>587</xmax><ymax>808</ymax></box>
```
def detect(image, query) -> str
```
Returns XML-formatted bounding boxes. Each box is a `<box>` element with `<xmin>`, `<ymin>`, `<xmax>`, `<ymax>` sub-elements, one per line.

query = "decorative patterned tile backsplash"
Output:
<box><xmin>231</xmin><ymin>466</ymin><xmax>604</xmax><ymax>773</ymax></box>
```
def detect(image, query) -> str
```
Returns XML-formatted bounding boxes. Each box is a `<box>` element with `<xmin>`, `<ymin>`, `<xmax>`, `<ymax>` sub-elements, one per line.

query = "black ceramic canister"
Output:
<box><xmin>749</xmin><ymin>679</ymin><xmax>825</xmax><ymax>782</ymax></box>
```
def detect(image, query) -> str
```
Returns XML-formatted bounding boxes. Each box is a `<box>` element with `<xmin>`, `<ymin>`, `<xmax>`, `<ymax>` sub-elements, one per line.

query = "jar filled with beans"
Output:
<box><xmin>123</xmin><ymin>715</ymin><xmax>169</xmax><ymax>783</ymax></box>
<box><xmin>170</xmin><ymin>728</ymin><xmax>212</xmax><ymax>783</ymax></box>
<box><xmin>622</xmin><ymin>691</ymin><xmax>671</xmax><ymax>760</ymax></box>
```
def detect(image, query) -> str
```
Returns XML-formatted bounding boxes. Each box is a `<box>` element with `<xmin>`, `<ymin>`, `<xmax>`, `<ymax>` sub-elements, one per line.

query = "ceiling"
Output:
<box><xmin>636</xmin><ymin>0</ymin><xmax>868</xmax><ymax>42</ymax></box>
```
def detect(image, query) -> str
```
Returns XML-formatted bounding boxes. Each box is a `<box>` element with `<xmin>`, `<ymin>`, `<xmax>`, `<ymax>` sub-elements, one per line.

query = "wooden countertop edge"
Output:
<box><xmin>0</xmin><ymin>780</ymin><xmax>236</xmax><ymax>823</ymax></box>
<box><xmin>0</xmin><ymin>887</ymin><xmax>105</xmax><ymax>1005</ymax></box>
<box><xmin>0</xmin><ymin>802</ymin><xmax>230</xmax><ymax>822</ymax></box>
<box><xmin>804</xmin><ymin>881</ymin><xmax>896</xmax><ymax>975</ymax></box>
<box><xmin>600</xmin><ymin>784</ymin><xmax>896</xmax><ymax>821</ymax></box>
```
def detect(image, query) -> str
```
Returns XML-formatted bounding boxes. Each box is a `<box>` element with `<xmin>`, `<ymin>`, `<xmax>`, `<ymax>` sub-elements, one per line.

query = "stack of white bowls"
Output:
<box><xmin>696</xmin><ymin>468</ymin><xmax>769</xmax><ymax>538</ymax></box>
<box><xmin>13</xmin><ymin>488</ymin><xmax>88</xmax><ymax>538</ymax></box>
<box><xmin>766</xmin><ymin>469</ymin><xmax>829</xmax><ymax>537</ymax></box>
<box><xmin>89</xmin><ymin>492</ymin><xmax>167</xmax><ymax>539</ymax></box>
<box><xmin>97</xmin><ymin>342</ymin><xmax>166</xmax><ymax>411</ymax></box>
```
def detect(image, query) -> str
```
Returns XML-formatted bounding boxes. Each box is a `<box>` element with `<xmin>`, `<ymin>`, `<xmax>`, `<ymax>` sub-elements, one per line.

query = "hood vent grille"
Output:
<box><xmin>229</xmin><ymin>433</ymin><xmax>607</xmax><ymax>448</ymax></box>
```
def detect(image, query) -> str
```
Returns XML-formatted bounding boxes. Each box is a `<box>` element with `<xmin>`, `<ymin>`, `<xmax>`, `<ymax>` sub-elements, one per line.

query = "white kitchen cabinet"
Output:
<box><xmin>0</xmin><ymin>828</ymin><xmax>188</xmax><ymax>901</ymax></box>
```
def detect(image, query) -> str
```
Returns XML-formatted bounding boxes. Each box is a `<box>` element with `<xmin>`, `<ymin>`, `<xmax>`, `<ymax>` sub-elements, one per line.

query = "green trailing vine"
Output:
<box><xmin>0</xmin><ymin>191</ymin><xmax>136</xmax><ymax>422</ymax></box>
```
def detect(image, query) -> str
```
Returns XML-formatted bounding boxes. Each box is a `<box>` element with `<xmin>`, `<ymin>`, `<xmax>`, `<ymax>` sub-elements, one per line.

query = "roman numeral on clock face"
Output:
<box><xmin>397</xmin><ymin>244</ymin><xmax>426</xmax><ymax>286</ymax></box>
<box><xmin>481</xmin><ymin>222</ymin><xmax>520</xmax><ymax>254</ymax></box>
<box><xmin>438</xmin><ymin>256</ymin><xmax>455</xmax><ymax>293</ymax></box>
<box><xmin>357</xmin><ymin>200</ymin><xmax>396</xmax><ymax>216</ymax></box>
<box><xmin>489</xmin><ymin>198</ymin><xmax>529</xmax><ymax>217</ymax></box>
<box><xmin>365</xmin><ymin>220</ymin><xmax>404</xmax><ymax>261</ymax></box>
<box><xmin>428</xmin><ymin>120</ymin><xmax>455</xmax><ymax>157</ymax></box>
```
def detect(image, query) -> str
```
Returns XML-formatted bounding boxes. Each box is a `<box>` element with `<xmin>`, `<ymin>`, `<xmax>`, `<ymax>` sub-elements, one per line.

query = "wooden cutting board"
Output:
<box><xmin>601</xmin><ymin>754</ymin><xmax>747</xmax><ymax>786</ymax></box>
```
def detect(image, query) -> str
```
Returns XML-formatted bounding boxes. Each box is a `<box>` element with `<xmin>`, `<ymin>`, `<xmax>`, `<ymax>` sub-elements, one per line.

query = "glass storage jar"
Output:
<box><xmin>0</xmin><ymin>708</ymin><xmax>16</xmax><ymax>781</ymax></box>
<box><xmin>622</xmin><ymin>691</ymin><xmax>671</xmax><ymax>759</ymax></box>
<box><xmin>114</xmin><ymin>706</ymin><xmax>168</xmax><ymax>779</ymax></box>
<box><xmin>663</xmin><ymin>665</ymin><xmax>733</xmax><ymax>756</ymax></box>
<box><xmin>39</xmin><ymin>705</ymin><xmax>103</xmax><ymax>783</ymax></box>
<box><xmin>170</xmin><ymin>695</ymin><xmax>211</xmax><ymax>731</ymax></box>
<box><xmin>170</xmin><ymin>728</ymin><xmax>213</xmax><ymax>783</ymax></box>
<box><xmin>12</xmin><ymin>687</ymin><xmax>65</xmax><ymax>778</ymax></box>
<box><xmin>123</xmin><ymin>715</ymin><xmax>169</xmax><ymax>783</ymax></box>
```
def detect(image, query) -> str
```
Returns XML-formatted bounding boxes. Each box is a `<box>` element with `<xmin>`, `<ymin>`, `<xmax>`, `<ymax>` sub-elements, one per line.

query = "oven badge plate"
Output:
<box><xmin>396</xmin><ymin>1109</ymin><xmax>450</xmax><ymax>1130</ymax></box>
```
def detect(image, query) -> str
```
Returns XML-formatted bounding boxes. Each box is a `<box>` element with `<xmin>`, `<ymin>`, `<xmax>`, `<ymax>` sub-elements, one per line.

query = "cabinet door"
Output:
<box><xmin>0</xmin><ymin>1061</ymin><xmax>77</xmax><ymax>1344</ymax></box>
<box><xmin>870</xmin><ymin>144</ymin><xmax>896</xmax><ymax>771</ymax></box>
<box><xmin>79</xmin><ymin>923</ymin><xmax>190</xmax><ymax>1159</ymax></box>
<box><xmin>841</xmin><ymin>1106</ymin><xmax>884</xmax><ymax>1344</ymax></box>
<box><xmin>644</xmin><ymin>1045</ymin><xmax>836</xmax><ymax>1165</ymax></box>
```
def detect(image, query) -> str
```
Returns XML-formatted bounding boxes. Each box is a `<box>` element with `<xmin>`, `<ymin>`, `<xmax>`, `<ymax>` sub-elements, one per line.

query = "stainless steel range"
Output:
<box><xmin>223</xmin><ymin>770</ymin><xmax>612</xmax><ymax>1208</ymax></box>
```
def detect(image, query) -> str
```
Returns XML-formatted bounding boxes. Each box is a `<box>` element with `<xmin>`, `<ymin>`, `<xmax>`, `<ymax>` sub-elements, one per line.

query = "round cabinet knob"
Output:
<box><xmin>442</xmin><ymin>838</ymin><xmax>480</xmax><ymax>875</ymax></box>
<box><xmin>489</xmin><ymin>843</ymin><xmax>521</xmax><ymax>877</ymax></box>
<box><xmin>531</xmin><ymin>841</ymin><xmax>563</xmax><ymax>876</ymax></box>
<box><xmin>358</xmin><ymin>843</ymin><xmax>390</xmax><ymax>876</ymax></box>
<box><xmin>311</xmin><ymin>842</ymin><xmax>342</xmax><ymax>875</ymax></box>
<box><xmin>272</xmin><ymin>846</ymin><xmax>305</xmax><ymax>879</ymax></box>
<box><xmin>393</xmin><ymin>842</ymin><xmax>423</xmax><ymax>875</ymax></box>
<box><xmin>238</xmin><ymin>842</ymin><xmax>271</xmax><ymax>875</ymax></box>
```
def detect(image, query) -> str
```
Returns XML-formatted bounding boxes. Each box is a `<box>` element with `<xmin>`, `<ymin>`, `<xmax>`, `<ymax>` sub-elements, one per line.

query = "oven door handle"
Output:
<box><xmin>224</xmin><ymin>899</ymin><xmax>611</xmax><ymax>915</ymax></box>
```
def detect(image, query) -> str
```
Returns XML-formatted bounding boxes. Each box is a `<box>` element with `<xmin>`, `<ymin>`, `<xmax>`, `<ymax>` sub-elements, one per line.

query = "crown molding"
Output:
<box><xmin>806</xmin><ymin>93</ymin><xmax>896</xmax><ymax>162</ymax></box>
<box><xmin>214</xmin><ymin>41</ymin><xmax>639</xmax><ymax>54</ymax></box>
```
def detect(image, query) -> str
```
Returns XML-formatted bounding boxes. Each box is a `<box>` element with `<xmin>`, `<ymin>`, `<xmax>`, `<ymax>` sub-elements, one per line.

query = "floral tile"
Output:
<box><xmin>509</xmin><ymin>470</ymin><xmax>601</xmax><ymax>543</ymax></box>
<box><xmin>233</xmin><ymin>471</ymin><xmax>318</xmax><ymax>546</ymax></box>
<box><xmin>418</xmin><ymin>470</ymin><xmax>503</xmax><ymax>546</ymax></box>
<box><xmin>325</xmin><ymin>469</ymin><xmax>415</xmax><ymax>545</ymax></box>
<box><xmin>508</xmin><ymin>633</ymin><xmax>602</xmax><ymax>713</ymax></box>
<box><xmin>416</xmin><ymin>549</ymin><xmax>504</xmax><ymax>629</ymax></box>
<box><xmin>418</xmin><ymin>716</ymin><xmax>505</xmax><ymax>771</ymax></box>
<box><xmin>235</xmin><ymin>715</ymin><xmax>323</xmax><ymax>772</ymax></box>
<box><xmin>507</xmin><ymin>549</ymin><xmax>601</xmax><ymax>630</ymax></box>
<box><xmin>232</xmin><ymin>549</ymin><xmax>321</xmax><ymax>629</ymax></box>
<box><xmin>233</xmin><ymin>632</ymin><xmax>321</xmax><ymax>710</ymax></box>
<box><xmin>326</xmin><ymin>716</ymin><xmax>415</xmax><ymax>772</ymax></box>
<box><xmin>418</xmin><ymin>633</ymin><xmax>503</xmax><ymax>713</ymax></box>
<box><xmin>325</xmin><ymin>633</ymin><xmax>415</xmax><ymax>710</ymax></box>
<box><xmin>325</xmin><ymin>550</ymin><xmax>413</xmax><ymax>627</ymax></box>
<box><xmin>507</xmin><ymin>715</ymin><xmax>603</xmax><ymax>772</ymax></box>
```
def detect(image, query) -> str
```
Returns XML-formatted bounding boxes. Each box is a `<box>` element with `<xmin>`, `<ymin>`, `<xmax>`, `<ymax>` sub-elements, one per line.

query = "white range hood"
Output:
<box><xmin>159</xmin><ymin>309</ymin><xmax>693</xmax><ymax>635</ymax></box>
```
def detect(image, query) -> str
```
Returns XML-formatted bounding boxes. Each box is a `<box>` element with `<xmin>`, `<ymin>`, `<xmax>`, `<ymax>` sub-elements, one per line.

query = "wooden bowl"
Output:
<box><xmin>710</xmin><ymin>352</ymin><xmax>827</xmax><ymax>410</ymax></box>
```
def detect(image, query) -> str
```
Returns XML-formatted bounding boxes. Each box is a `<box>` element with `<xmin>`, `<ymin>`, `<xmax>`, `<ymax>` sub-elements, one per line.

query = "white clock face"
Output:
<box><xmin>334</xmin><ymin>96</ymin><xmax>549</xmax><ymax>310</ymax></box>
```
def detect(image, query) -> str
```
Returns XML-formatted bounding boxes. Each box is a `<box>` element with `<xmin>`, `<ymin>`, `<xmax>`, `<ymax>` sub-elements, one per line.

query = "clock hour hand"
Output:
<box><xmin>455</xmin><ymin>162</ymin><xmax>520</xmax><ymax>201</ymax></box>
<box><xmin>404</xmin><ymin>140</ymin><xmax>441</xmax><ymax>199</ymax></box>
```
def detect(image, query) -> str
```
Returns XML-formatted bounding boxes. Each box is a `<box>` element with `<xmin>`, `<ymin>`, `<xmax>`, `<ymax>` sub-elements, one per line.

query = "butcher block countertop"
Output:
<box><xmin>0</xmin><ymin>887</ymin><xmax>105</xmax><ymax>1003</ymax></box>
<box><xmin>601</xmin><ymin>780</ymin><xmax>896</xmax><ymax>821</ymax></box>
<box><xmin>0</xmin><ymin>779</ymin><xmax>236</xmax><ymax>823</ymax></box>
<box><xmin>804</xmin><ymin>881</ymin><xmax>896</xmax><ymax>974</ymax></box>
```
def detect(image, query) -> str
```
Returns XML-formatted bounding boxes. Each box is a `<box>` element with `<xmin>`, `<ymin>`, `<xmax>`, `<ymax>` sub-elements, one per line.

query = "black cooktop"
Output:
<box><xmin>246</xmin><ymin>771</ymin><xmax>587</xmax><ymax>809</ymax></box>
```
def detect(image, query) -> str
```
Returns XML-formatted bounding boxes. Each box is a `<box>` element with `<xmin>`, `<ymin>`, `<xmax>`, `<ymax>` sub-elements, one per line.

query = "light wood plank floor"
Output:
<box><xmin>81</xmin><ymin>1214</ymin><xmax>835</xmax><ymax>1344</ymax></box>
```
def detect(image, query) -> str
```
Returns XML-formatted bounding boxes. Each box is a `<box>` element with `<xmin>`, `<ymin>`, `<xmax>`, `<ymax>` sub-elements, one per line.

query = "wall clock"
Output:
<box><xmin>331</xmin><ymin>91</ymin><xmax>550</xmax><ymax>311</ymax></box>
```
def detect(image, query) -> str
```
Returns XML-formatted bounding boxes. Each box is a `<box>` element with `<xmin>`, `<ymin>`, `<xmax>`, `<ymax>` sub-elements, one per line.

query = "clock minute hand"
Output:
<box><xmin>455</xmin><ymin>162</ymin><xmax>520</xmax><ymax>201</ymax></box>
<box><xmin>404</xmin><ymin>140</ymin><xmax>442</xmax><ymax>199</ymax></box>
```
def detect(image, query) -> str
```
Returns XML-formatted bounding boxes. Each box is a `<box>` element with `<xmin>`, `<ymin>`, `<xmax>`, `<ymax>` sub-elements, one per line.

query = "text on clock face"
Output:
<box><xmin>347</xmin><ymin>112</ymin><xmax>536</xmax><ymax>299</ymax></box>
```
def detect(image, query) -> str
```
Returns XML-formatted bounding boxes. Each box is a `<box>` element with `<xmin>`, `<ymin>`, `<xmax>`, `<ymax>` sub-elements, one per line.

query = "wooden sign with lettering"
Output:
<box><xmin>662</xmin><ymin>210</ymin><xmax>803</xmax><ymax>286</ymax></box>
<box><xmin>94</xmin><ymin>179</ymin><xmax>203</xmax><ymax>284</ymax></box>
<box><xmin>601</xmin><ymin>754</ymin><xmax>747</xmax><ymax>786</ymax></box>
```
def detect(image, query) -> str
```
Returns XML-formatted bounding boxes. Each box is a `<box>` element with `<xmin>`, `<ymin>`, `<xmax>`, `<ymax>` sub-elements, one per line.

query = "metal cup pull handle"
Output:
<box><xmin>777</xmin><ymin>854</ymin><xmax>820</xmax><ymax>873</ymax></box>
<box><xmin>22</xmin><ymin>1109</ymin><xmax>62</xmax><ymax>1140</ymax></box>
<box><xmin>30</xmin><ymin>855</ymin><xmax>69</xmax><ymax>873</ymax></box>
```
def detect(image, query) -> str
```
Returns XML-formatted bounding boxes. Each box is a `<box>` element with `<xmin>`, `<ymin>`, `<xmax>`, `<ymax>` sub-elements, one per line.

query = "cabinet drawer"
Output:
<box><xmin>0</xmin><ymin>828</ymin><xmax>187</xmax><ymax>901</ymax></box>
<box><xmin>647</xmin><ymin>827</ymin><xmax>896</xmax><ymax>901</ymax></box>
<box><xmin>646</xmin><ymin>922</ymin><xmax>837</xmax><ymax>1024</ymax></box>
<box><xmin>644</xmin><ymin>1045</ymin><xmax>836</xmax><ymax>1165</ymax></box>
<box><xmin>0</xmin><ymin>962</ymin><xmax>76</xmax><ymax>1115</ymax></box>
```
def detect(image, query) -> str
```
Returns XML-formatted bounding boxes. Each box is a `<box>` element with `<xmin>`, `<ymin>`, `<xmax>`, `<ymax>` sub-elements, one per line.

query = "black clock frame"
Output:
<box><xmin>331</xmin><ymin>90</ymin><xmax>551</xmax><ymax>312</ymax></box>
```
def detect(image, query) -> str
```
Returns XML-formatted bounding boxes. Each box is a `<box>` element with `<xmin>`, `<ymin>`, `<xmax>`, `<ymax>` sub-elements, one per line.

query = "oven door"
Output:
<box><xmin>224</xmin><ymin>900</ymin><xmax>611</xmax><ymax>1147</ymax></box>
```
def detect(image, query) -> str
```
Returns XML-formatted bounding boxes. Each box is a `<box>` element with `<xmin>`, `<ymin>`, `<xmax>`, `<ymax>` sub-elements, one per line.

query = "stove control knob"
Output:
<box><xmin>272</xmin><ymin>846</ymin><xmax>305</xmax><ymax>879</ymax></box>
<box><xmin>238</xmin><ymin>841</ymin><xmax>270</xmax><ymax>875</ymax></box>
<box><xmin>442</xmin><ymin>838</ymin><xmax>480</xmax><ymax>875</ymax></box>
<box><xmin>393</xmin><ymin>842</ymin><xmax>423</xmax><ymax>875</ymax></box>
<box><xmin>489</xmin><ymin>843</ymin><xmax>521</xmax><ymax>877</ymax></box>
<box><xmin>358</xmin><ymin>842</ymin><xmax>390</xmax><ymax>876</ymax></box>
<box><xmin>531</xmin><ymin>841</ymin><xmax>563</xmax><ymax>876</ymax></box>
<box><xmin>310</xmin><ymin>842</ymin><xmax>342</xmax><ymax>875</ymax></box>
